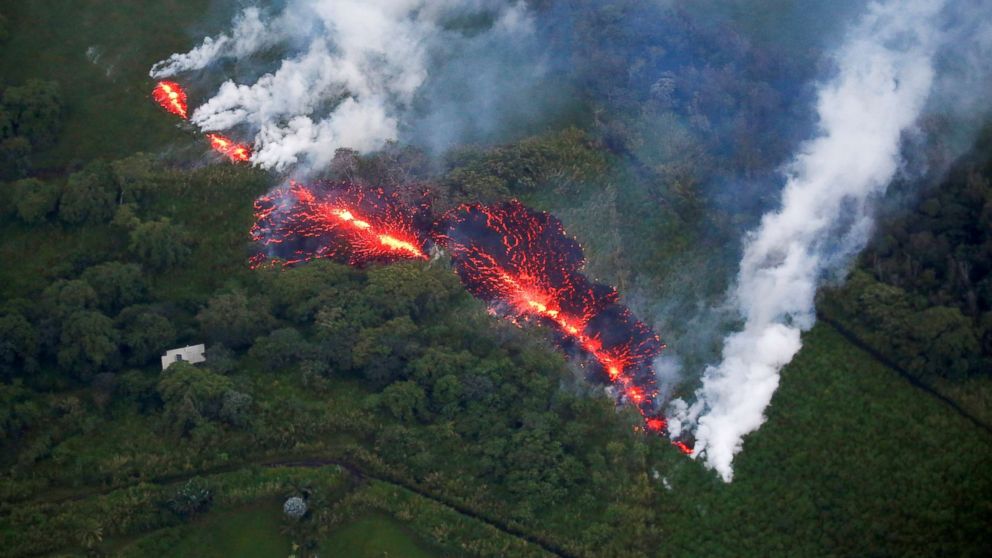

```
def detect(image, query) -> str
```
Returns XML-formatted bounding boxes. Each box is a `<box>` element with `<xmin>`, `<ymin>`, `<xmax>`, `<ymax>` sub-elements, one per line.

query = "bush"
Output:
<box><xmin>168</xmin><ymin>477</ymin><xmax>212</xmax><ymax>518</ymax></box>
<box><xmin>12</xmin><ymin>178</ymin><xmax>60</xmax><ymax>224</ymax></box>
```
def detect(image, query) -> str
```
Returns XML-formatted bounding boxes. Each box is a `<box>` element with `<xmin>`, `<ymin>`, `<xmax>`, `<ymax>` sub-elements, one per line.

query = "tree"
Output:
<box><xmin>909</xmin><ymin>306</ymin><xmax>980</xmax><ymax>379</ymax></box>
<box><xmin>0</xmin><ymin>381</ymin><xmax>41</xmax><ymax>442</ymax></box>
<box><xmin>219</xmin><ymin>390</ymin><xmax>253</xmax><ymax>428</ymax></box>
<box><xmin>270</xmin><ymin>259</ymin><xmax>361</xmax><ymax>323</ymax></box>
<box><xmin>157</xmin><ymin>362</ymin><xmax>233</xmax><ymax>435</ymax></box>
<box><xmin>81</xmin><ymin>262</ymin><xmax>146</xmax><ymax>313</ymax></box>
<box><xmin>58</xmin><ymin>161</ymin><xmax>116</xmax><ymax>224</ymax></box>
<box><xmin>12</xmin><ymin>178</ymin><xmax>60</xmax><ymax>224</ymax></box>
<box><xmin>116</xmin><ymin>306</ymin><xmax>175</xmax><ymax>366</ymax></box>
<box><xmin>42</xmin><ymin>279</ymin><xmax>98</xmax><ymax>318</ymax></box>
<box><xmin>248</xmin><ymin>327</ymin><xmax>309</xmax><ymax>370</ymax></box>
<box><xmin>364</xmin><ymin>263</ymin><xmax>460</xmax><ymax>320</ymax></box>
<box><xmin>111</xmin><ymin>152</ymin><xmax>166</xmax><ymax>204</ymax></box>
<box><xmin>0</xmin><ymin>136</ymin><xmax>30</xmax><ymax>180</ymax></box>
<box><xmin>1</xmin><ymin>79</ymin><xmax>63</xmax><ymax>147</ymax></box>
<box><xmin>0</xmin><ymin>312</ymin><xmax>38</xmax><ymax>379</ymax></box>
<box><xmin>353</xmin><ymin>316</ymin><xmax>420</xmax><ymax>386</ymax></box>
<box><xmin>379</xmin><ymin>380</ymin><xmax>427</xmax><ymax>422</ymax></box>
<box><xmin>57</xmin><ymin>310</ymin><xmax>119</xmax><ymax>378</ymax></box>
<box><xmin>128</xmin><ymin>217</ymin><xmax>192</xmax><ymax>270</ymax></box>
<box><xmin>196</xmin><ymin>291</ymin><xmax>274</xmax><ymax>349</ymax></box>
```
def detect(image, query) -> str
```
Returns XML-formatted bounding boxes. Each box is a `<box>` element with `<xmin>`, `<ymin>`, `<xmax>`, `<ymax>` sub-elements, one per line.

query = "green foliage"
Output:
<box><xmin>0</xmin><ymin>311</ymin><xmax>37</xmax><ymax>379</ymax></box>
<box><xmin>197</xmin><ymin>290</ymin><xmax>275</xmax><ymax>349</ymax></box>
<box><xmin>56</xmin><ymin>310</ymin><xmax>118</xmax><ymax>377</ymax></box>
<box><xmin>116</xmin><ymin>306</ymin><xmax>176</xmax><ymax>366</ymax></box>
<box><xmin>58</xmin><ymin>160</ymin><xmax>117</xmax><ymax>224</ymax></box>
<box><xmin>857</xmin><ymin>143</ymin><xmax>992</xmax><ymax>376</ymax></box>
<box><xmin>379</xmin><ymin>381</ymin><xmax>428</xmax><ymax>422</ymax></box>
<box><xmin>42</xmin><ymin>278</ymin><xmax>98</xmax><ymax>316</ymax></box>
<box><xmin>248</xmin><ymin>327</ymin><xmax>309</xmax><ymax>370</ymax></box>
<box><xmin>443</xmin><ymin>127</ymin><xmax>608</xmax><ymax>201</ymax></box>
<box><xmin>1</xmin><ymin>79</ymin><xmax>63</xmax><ymax>147</ymax></box>
<box><xmin>0</xmin><ymin>136</ymin><xmax>30</xmax><ymax>179</ymax></box>
<box><xmin>157</xmin><ymin>362</ymin><xmax>234</xmax><ymax>435</ymax></box>
<box><xmin>81</xmin><ymin>261</ymin><xmax>146</xmax><ymax>313</ymax></box>
<box><xmin>168</xmin><ymin>477</ymin><xmax>213</xmax><ymax>518</ymax></box>
<box><xmin>824</xmin><ymin>270</ymin><xmax>981</xmax><ymax>380</ymax></box>
<box><xmin>111</xmin><ymin>152</ymin><xmax>168</xmax><ymax>204</ymax></box>
<box><xmin>0</xmin><ymin>381</ymin><xmax>41</xmax><ymax>442</ymax></box>
<box><xmin>128</xmin><ymin>217</ymin><xmax>192</xmax><ymax>270</ymax></box>
<box><xmin>11</xmin><ymin>177</ymin><xmax>59</xmax><ymax>224</ymax></box>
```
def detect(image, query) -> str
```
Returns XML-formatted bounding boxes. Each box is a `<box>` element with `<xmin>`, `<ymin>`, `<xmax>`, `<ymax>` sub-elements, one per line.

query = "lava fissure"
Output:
<box><xmin>251</xmin><ymin>181</ymin><xmax>430</xmax><ymax>268</ymax></box>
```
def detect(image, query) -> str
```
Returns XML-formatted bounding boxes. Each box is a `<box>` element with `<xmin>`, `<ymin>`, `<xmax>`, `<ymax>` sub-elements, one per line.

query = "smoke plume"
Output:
<box><xmin>150</xmin><ymin>0</ymin><xmax>538</xmax><ymax>172</ymax></box>
<box><xmin>670</xmin><ymin>0</ymin><xmax>961</xmax><ymax>481</ymax></box>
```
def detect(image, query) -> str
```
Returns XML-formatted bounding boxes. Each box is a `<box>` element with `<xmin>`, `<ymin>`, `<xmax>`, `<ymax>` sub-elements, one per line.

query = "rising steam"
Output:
<box><xmin>669</xmin><ymin>0</ymin><xmax>990</xmax><ymax>481</ymax></box>
<box><xmin>150</xmin><ymin>0</ymin><xmax>536</xmax><ymax>172</ymax></box>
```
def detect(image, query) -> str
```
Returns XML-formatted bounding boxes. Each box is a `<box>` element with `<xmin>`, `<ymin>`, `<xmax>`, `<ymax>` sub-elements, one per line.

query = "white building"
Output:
<box><xmin>161</xmin><ymin>344</ymin><xmax>206</xmax><ymax>370</ymax></box>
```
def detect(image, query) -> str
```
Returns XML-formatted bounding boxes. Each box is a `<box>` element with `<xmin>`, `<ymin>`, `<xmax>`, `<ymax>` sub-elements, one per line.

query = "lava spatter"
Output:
<box><xmin>152</xmin><ymin>81</ymin><xmax>188</xmax><ymax>119</ymax></box>
<box><xmin>251</xmin><ymin>181</ymin><xmax>430</xmax><ymax>268</ymax></box>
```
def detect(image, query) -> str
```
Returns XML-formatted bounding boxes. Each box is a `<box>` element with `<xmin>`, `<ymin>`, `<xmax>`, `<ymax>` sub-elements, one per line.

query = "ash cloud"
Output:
<box><xmin>150</xmin><ymin>0</ymin><xmax>543</xmax><ymax>172</ymax></box>
<box><xmin>669</xmin><ymin>0</ymin><xmax>992</xmax><ymax>482</ymax></box>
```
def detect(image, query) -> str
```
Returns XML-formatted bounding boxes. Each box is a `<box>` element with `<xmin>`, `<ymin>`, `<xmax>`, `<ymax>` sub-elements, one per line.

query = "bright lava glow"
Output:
<box><xmin>206</xmin><ymin>133</ymin><xmax>252</xmax><ymax>163</ymax></box>
<box><xmin>152</xmin><ymin>81</ymin><xmax>188</xmax><ymax>119</ymax></box>
<box><xmin>441</xmin><ymin>201</ymin><xmax>683</xmax><ymax>446</ymax></box>
<box><xmin>251</xmin><ymin>181</ymin><xmax>429</xmax><ymax>267</ymax></box>
<box><xmin>250</xmin><ymin>186</ymin><xmax>691</xmax><ymax>454</ymax></box>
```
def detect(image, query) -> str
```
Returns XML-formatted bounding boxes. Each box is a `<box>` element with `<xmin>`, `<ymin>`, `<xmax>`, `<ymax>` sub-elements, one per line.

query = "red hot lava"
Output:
<box><xmin>152</xmin><ymin>81</ymin><xmax>188</xmax><ymax>119</ymax></box>
<box><xmin>207</xmin><ymin>133</ymin><xmax>252</xmax><ymax>163</ymax></box>
<box><xmin>251</xmin><ymin>181</ymin><xmax>430</xmax><ymax>268</ymax></box>
<box><xmin>439</xmin><ymin>201</ymin><xmax>672</xmax><ymax>433</ymax></box>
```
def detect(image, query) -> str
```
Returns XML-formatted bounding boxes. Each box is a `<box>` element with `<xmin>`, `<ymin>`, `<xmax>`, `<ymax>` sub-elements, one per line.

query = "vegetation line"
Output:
<box><xmin>28</xmin><ymin>454</ymin><xmax>570</xmax><ymax>558</ymax></box>
<box><xmin>818</xmin><ymin>314</ymin><xmax>992</xmax><ymax>437</ymax></box>
<box><xmin>273</xmin><ymin>457</ymin><xmax>573</xmax><ymax>558</ymax></box>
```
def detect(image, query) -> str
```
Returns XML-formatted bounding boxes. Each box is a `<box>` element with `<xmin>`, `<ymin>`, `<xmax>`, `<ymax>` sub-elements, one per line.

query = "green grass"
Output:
<box><xmin>117</xmin><ymin>500</ymin><xmax>289</xmax><ymax>558</ymax></box>
<box><xmin>320</xmin><ymin>514</ymin><xmax>439</xmax><ymax>558</ymax></box>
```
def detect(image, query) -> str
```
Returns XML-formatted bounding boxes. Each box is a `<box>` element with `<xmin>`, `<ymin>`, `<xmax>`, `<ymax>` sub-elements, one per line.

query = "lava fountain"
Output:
<box><xmin>206</xmin><ymin>133</ymin><xmax>253</xmax><ymax>163</ymax></box>
<box><xmin>152</xmin><ymin>80</ymin><xmax>188</xmax><ymax>119</ymax></box>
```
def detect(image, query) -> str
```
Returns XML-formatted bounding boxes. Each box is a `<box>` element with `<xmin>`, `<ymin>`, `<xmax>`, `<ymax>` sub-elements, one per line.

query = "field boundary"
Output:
<box><xmin>818</xmin><ymin>313</ymin><xmax>992</xmax><ymax>437</ymax></box>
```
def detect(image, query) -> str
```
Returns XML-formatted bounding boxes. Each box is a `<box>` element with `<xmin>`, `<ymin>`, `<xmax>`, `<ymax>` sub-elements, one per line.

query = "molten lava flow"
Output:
<box><xmin>152</xmin><ymin>81</ymin><xmax>188</xmax><ymax>119</ymax></box>
<box><xmin>251</xmin><ymin>181</ymin><xmax>430</xmax><ymax>267</ymax></box>
<box><xmin>206</xmin><ymin>133</ymin><xmax>252</xmax><ymax>163</ymax></box>
<box><xmin>440</xmin><ymin>201</ymin><xmax>669</xmax><ymax>432</ymax></box>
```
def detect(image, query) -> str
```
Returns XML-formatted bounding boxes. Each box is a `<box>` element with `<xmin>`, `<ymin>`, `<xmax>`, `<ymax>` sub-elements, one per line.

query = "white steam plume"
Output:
<box><xmin>150</xmin><ymin>0</ymin><xmax>535</xmax><ymax>171</ymax></box>
<box><xmin>669</xmin><ymin>0</ymin><xmax>951</xmax><ymax>482</ymax></box>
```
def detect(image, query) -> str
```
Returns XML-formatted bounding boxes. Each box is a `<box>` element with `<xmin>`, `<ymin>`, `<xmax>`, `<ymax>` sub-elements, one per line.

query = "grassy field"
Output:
<box><xmin>320</xmin><ymin>514</ymin><xmax>440</xmax><ymax>558</ymax></box>
<box><xmin>117</xmin><ymin>500</ymin><xmax>290</xmax><ymax>558</ymax></box>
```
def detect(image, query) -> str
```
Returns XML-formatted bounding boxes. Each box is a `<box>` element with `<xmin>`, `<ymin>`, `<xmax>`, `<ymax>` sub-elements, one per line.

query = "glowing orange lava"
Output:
<box><xmin>207</xmin><ymin>133</ymin><xmax>252</xmax><ymax>163</ymax></box>
<box><xmin>152</xmin><ymin>81</ymin><xmax>188</xmax><ymax>119</ymax></box>
<box><xmin>251</xmin><ymin>182</ymin><xmax>429</xmax><ymax>267</ymax></box>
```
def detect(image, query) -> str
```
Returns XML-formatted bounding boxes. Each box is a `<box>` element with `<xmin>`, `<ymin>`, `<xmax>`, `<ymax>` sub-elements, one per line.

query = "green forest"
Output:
<box><xmin>1</xmin><ymin>1</ymin><xmax>990</xmax><ymax>557</ymax></box>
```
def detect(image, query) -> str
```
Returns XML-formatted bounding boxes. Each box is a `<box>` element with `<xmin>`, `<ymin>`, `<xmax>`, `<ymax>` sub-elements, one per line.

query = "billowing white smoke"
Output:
<box><xmin>150</xmin><ymin>0</ymin><xmax>535</xmax><ymax>171</ymax></box>
<box><xmin>668</xmin><ymin>0</ymin><xmax>952</xmax><ymax>482</ymax></box>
